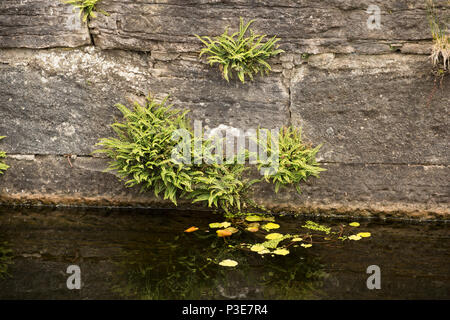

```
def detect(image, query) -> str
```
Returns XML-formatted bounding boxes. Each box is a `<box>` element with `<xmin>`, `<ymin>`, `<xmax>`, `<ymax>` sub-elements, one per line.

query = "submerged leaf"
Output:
<box><xmin>219</xmin><ymin>259</ymin><xmax>238</xmax><ymax>267</ymax></box>
<box><xmin>246</xmin><ymin>226</ymin><xmax>259</xmax><ymax>232</ymax></box>
<box><xmin>224</xmin><ymin>227</ymin><xmax>239</xmax><ymax>234</ymax></box>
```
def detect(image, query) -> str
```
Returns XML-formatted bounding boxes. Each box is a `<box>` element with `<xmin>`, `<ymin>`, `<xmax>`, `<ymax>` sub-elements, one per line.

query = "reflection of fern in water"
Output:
<box><xmin>0</xmin><ymin>242</ymin><xmax>13</xmax><ymax>279</ymax></box>
<box><xmin>112</xmin><ymin>233</ymin><xmax>326</xmax><ymax>299</ymax></box>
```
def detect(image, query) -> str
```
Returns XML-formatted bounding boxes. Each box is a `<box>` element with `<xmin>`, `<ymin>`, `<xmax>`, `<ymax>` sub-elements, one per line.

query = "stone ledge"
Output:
<box><xmin>0</xmin><ymin>156</ymin><xmax>448</xmax><ymax>220</ymax></box>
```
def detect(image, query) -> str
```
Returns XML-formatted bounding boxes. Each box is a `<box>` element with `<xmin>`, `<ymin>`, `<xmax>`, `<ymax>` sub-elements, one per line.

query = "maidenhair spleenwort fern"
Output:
<box><xmin>0</xmin><ymin>136</ymin><xmax>9</xmax><ymax>175</ymax></box>
<box><xmin>64</xmin><ymin>0</ymin><xmax>108</xmax><ymax>22</ymax></box>
<box><xmin>256</xmin><ymin>127</ymin><xmax>325</xmax><ymax>194</ymax></box>
<box><xmin>96</xmin><ymin>95</ymin><xmax>325</xmax><ymax>216</ymax></box>
<box><xmin>195</xmin><ymin>17</ymin><xmax>284</xmax><ymax>83</ymax></box>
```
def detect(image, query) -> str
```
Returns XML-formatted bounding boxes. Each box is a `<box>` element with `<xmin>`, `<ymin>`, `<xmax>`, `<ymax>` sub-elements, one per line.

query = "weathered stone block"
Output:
<box><xmin>290</xmin><ymin>54</ymin><xmax>450</xmax><ymax>164</ymax></box>
<box><xmin>0</xmin><ymin>47</ymin><xmax>289</xmax><ymax>155</ymax></box>
<box><xmin>0</xmin><ymin>0</ymin><xmax>91</xmax><ymax>48</ymax></box>
<box><xmin>90</xmin><ymin>0</ymin><xmax>448</xmax><ymax>53</ymax></box>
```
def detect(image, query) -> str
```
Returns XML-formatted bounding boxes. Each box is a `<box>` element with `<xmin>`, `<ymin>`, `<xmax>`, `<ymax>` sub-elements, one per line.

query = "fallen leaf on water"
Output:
<box><xmin>301</xmin><ymin>244</ymin><xmax>312</xmax><ymax>248</ymax></box>
<box><xmin>349</xmin><ymin>222</ymin><xmax>360</xmax><ymax>227</ymax></box>
<box><xmin>258</xmin><ymin>249</ymin><xmax>271</xmax><ymax>255</ymax></box>
<box><xmin>357</xmin><ymin>232</ymin><xmax>371</xmax><ymax>238</ymax></box>
<box><xmin>265</xmin><ymin>233</ymin><xmax>283</xmax><ymax>240</ymax></box>
<box><xmin>248</xmin><ymin>222</ymin><xmax>260</xmax><ymax>228</ymax></box>
<box><xmin>246</xmin><ymin>226</ymin><xmax>259</xmax><ymax>232</ymax></box>
<box><xmin>349</xmin><ymin>235</ymin><xmax>362</xmax><ymax>240</ymax></box>
<box><xmin>219</xmin><ymin>259</ymin><xmax>238</xmax><ymax>267</ymax></box>
<box><xmin>273</xmin><ymin>248</ymin><xmax>290</xmax><ymax>256</ymax></box>
<box><xmin>292</xmin><ymin>237</ymin><xmax>303</xmax><ymax>242</ymax></box>
<box><xmin>216</xmin><ymin>229</ymin><xmax>232</xmax><ymax>237</ymax></box>
<box><xmin>184</xmin><ymin>226</ymin><xmax>198</xmax><ymax>233</ymax></box>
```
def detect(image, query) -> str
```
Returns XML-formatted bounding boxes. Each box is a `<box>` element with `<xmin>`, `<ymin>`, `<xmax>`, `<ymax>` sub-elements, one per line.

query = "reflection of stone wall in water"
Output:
<box><xmin>0</xmin><ymin>0</ymin><xmax>448</xmax><ymax>219</ymax></box>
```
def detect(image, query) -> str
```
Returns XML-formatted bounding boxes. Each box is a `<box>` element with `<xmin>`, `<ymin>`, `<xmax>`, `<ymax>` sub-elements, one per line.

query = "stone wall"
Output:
<box><xmin>0</xmin><ymin>0</ymin><xmax>449</xmax><ymax>219</ymax></box>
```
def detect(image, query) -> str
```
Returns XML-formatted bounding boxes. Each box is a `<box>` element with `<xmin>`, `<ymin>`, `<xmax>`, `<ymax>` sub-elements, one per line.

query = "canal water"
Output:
<box><xmin>0</xmin><ymin>206</ymin><xmax>448</xmax><ymax>299</ymax></box>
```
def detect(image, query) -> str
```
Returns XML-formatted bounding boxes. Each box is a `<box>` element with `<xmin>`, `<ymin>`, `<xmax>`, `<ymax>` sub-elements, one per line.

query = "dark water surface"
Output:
<box><xmin>0</xmin><ymin>206</ymin><xmax>448</xmax><ymax>299</ymax></box>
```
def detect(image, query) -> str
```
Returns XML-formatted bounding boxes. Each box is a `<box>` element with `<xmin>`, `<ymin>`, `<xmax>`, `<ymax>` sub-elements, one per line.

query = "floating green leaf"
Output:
<box><xmin>209</xmin><ymin>222</ymin><xmax>231</xmax><ymax>229</ymax></box>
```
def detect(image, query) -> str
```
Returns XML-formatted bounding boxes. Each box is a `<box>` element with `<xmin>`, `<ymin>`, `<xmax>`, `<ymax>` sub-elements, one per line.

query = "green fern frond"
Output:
<box><xmin>195</xmin><ymin>17</ymin><xmax>284</xmax><ymax>83</ymax></box>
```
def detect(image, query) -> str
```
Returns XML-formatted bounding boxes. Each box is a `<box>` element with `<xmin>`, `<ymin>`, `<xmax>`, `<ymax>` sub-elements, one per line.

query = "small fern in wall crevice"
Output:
<box><xmin>195</xmin><ymin>17</ymin><xmax>284</xmax><ymax>83</ymax></box>
<box><xmin>427</xmin><ymin>0</ymin><xmax>449</xmax><ymax>74</ymax></box>
<box><xmin>0</xmin><ymin>136</ymin><xmax>9</xmax><ymax>175</ymax></box>
<box><xmin>64</xmin><ymin>0</ymin><xmax>108</xmax><ymax>22</ymax></box>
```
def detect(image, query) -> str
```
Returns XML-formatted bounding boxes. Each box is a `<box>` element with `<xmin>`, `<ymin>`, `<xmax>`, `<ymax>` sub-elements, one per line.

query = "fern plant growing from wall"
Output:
<box><xmin>96</xmin><ymin>95</ymin><xmax>325</xmax><ymax>216</ymax></box>
<box><xmin>195</xmin><ymin>17</ymin><xmax>284</xmax><ymax>83</ymax></box>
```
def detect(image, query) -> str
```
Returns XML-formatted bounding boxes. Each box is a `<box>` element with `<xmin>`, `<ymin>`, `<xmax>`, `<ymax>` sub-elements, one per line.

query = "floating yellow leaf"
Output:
<box><xmin>216</xmin><ymin>229</ymin><xmax>232</xmax><ymax>237</ymax></box>
<box><xmin>258</xmin><ymin>249</ymin><xmax>271</xmax><ymax>255</ymax></box>
<box><xmin>219</xmin><ymin>259</ymin><xmax>238</xmax><ymax>267</ymax></box>
<box><xmin>349</xmin><ymin>234</ymin><xmax>362</xmax><ymax>240</ymax></box>
<box><xmin>357</xmin><ymin>232</ymin><xmax>371</xmax><ymax>238</ymax></box>
<box><xmin>349</xmin><ymin>222</ymin><xmax>360</xmax><ymax>227</ymax></box>
<box><xmin>265</xmin><ymin>233</ymin><xmax>283</xmax><ymax>240</ymax></box>
<box><xmin>273</xmin><ymin>248</ymin><xmax>290</xmax><ymax>256</ymax></box>
<box><xmin>292</xmin><ymin>237</ymin><xmax>303</xmax><ymax>242</ymax></box>
<box><xmin>301</xmin><ymin>244</ymin><xmax>312</xmax><ymax>248</ymax></box>
<box><xmin>184</xmin><ymin>226</ymin><xmax>198</xmax><ymax>233</ymax></box>
<box><xmin>250</xmin><ymin>244</ymin><xmax>265</xmax><ymax>252</ymax></box>
<box><xmin>263</xmin><ymin>222</ymin><xmax>280</xmax><ymax>230</ymax></box>
<box><xmin>246</xmin><ymin>227</ymin><xmax>259</xmax><ymax>232</ymax></box>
